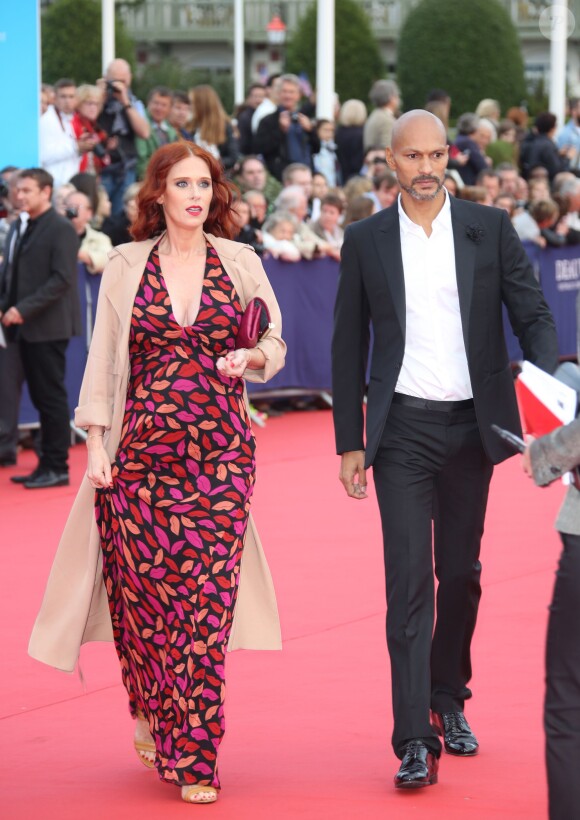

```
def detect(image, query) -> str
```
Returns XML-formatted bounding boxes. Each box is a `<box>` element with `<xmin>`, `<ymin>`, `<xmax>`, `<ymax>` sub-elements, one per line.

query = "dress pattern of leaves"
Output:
<box><xmin>95</xmin><ymin>241</ymin><xmax>255</xmax><ymax>788</ymax></box>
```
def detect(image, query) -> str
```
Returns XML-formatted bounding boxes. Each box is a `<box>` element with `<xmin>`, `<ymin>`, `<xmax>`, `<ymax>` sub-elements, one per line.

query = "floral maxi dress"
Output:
<box><xmin>95</xmin><ymin>241</ymin><xmax>256</xmax><ymax>788</ymax></box>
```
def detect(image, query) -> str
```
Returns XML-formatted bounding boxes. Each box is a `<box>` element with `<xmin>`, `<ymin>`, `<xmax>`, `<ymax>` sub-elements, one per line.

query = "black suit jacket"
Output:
<box><xmin>332</xmin><ymin>197</ymin><xmax>559</xmax><ymax>467</ymax></box>
<box><xmin>254</xmin><ymin>109</ymin><xmax>320</xmax><ymax>181</ymax></box>
<box><xmin>0</xmin><ymin>208</ymin><xmax>81</xmax><ymax>343</ymax></box>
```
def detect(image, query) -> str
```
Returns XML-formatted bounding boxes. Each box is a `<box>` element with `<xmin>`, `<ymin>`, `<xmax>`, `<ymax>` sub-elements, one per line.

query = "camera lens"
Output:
<box><xmin>93</xmin><ymin>142</ymin><xmax>107</xmax><ymax>159</ymax></box>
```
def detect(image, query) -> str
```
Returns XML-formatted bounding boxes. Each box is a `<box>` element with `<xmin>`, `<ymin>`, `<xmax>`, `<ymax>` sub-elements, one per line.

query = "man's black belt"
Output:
<box><xmin>391</xmin><ymin>393</ymin><xmax>475</xmax><ymax>412</ymax></box>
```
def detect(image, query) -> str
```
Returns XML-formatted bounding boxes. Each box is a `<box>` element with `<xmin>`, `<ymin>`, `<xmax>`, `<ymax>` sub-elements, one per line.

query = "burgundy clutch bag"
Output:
<box><xmin>235</xmin><ymin>297</ymin><xmax>273</xmax><ymax>349</ymax></box>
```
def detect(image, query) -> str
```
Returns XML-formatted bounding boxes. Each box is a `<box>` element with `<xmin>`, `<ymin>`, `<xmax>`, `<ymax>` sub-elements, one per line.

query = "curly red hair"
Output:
<box><xmin>131</xmin><ymin>142</ymin><xmax>238</xmax><ymax>241</ymax></box>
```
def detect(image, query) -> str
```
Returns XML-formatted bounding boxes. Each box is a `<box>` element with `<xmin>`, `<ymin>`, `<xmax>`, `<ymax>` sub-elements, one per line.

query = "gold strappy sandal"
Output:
<box><xmin>181</xmin><ymin>785</ymin><xmax>218</xmax><ymax>804</ymax></box>
<box><xmin>134</xmin><ymin>712</ymin><xmax>156</xmax><ymax>768</ymax></box>
<box><xmin>134</xmin><ymin>738</ymin><xmax>156</xmax><ymax>768</ymax></box>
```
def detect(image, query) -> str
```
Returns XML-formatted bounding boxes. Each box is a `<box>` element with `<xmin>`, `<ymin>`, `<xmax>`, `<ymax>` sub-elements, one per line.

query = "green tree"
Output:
<box><xmin>42</xmin><ymin>0</ymin><xmax>135</xmax><ymax>84</ymax></box>
<box><xmin>397</xmin><ymin>0</ymin><xmax>526</xmax><ymax>117</ymax></box>
<box><xmin>285</xmin><ymin>0</ymin><xmax>385</xmax><ymax>104</ymax></box>
<box><xmin>132</xmin><ymin>60</ymin><xmax>234</xmax><ymax>114</ymax></box>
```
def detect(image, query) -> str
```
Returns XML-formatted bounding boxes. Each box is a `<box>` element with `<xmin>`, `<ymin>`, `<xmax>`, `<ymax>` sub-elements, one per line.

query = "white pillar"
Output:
<box><xmin>102</xmin><ymin>0</ymin><xmax>115</xmax><ymax>75</ymax></box>
<box><xmin>316</xmin><ymin>0</ymin><xmax>335</xmax><ymax>120</ymax></box>
<box><xmin>234</xmin><ymin>0</ymin><xmax>245</xmax><ymax>106</ymax></box>
<box><xmin>548</xmin><ymin>0</ymin><xmax>568</xmax><ymax>127</ymax></box>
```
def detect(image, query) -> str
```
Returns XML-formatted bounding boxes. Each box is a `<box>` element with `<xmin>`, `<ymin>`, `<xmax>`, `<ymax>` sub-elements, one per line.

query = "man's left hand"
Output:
<box><xmin>1</xmin><ymin>306</ymin><xmax>23</xmax><ymax>326</ymax></box>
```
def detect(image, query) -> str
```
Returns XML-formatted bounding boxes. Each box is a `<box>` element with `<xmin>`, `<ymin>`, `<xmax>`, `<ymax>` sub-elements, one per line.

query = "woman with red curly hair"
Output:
<box><xmin>29</xmin><ymin>142</ymin><xmax>286</xmax><ymax>804</ymax></box>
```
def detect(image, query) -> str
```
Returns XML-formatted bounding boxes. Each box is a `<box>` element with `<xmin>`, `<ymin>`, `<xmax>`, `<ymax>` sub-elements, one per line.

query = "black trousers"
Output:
<box><xmin>545</xmin><ymin>532</ymin><xmax>580</xmax><ymax>820</ymax></box>
<box><xmin>373</xmin><ymin>399</ymin><xmax>493</xmax><ymax>758</ymax></box>
<box><xmin>0</xmin><ymin>341</ymin><xmax>24</xmax><ymax>460</ymax></box>
<box><xmin>19</xmin><ymin>339</ymin><xmax>70</xmax><ymax>473</ymax></box>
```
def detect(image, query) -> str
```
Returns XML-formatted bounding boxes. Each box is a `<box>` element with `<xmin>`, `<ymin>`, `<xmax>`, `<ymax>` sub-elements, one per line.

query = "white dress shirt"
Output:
<box><xmin>39</xmin><ymin>106</ymin><xmax>80</xmax><ymax>189</ymax></box>
<box><xmin>395</xmin><ymin>190</ymin><xmax>473</xmax><ymax>400</ymax></box>
<box><xmin>251</xmin><ymin>98</ymin><xmax>277</xmax><ymax>133</ymax></box>
<box><xmin>8</xmin><ymin>212</ymin><xmax>29</xmax><ymax>264</ymax></box>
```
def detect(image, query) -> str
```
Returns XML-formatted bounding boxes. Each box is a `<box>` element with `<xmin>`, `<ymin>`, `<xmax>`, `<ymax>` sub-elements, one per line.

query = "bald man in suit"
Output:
<box><xmin>332</xmin><ymin>110</ymin><xmax>558</xmax><ymax>788</ymax></box>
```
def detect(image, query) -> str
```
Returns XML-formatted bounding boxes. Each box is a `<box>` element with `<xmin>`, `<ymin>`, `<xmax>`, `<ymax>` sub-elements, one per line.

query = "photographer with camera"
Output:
<box><xmin>254</xmin><ymin>74</ymin><xmax>320</xmax><ymax>182</ymax></box>
<box><xmin>64</xmin><ymin>190</ymin><xmax>112</xmax><ymax>275</ymax></box>
<box><xmin>96</xmin><ymin>59</ymin><xmax>150</xmax><ymax>217</ymax></box>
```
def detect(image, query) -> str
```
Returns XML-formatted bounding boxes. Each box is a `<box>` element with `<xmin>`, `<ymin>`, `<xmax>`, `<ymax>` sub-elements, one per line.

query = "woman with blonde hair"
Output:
<box><xmin>342</xmin><ymin>175</ymin><xmax>372</xmax><ymax>205</ymax></box>
<box><xmin>475</xmin><ymin>98</ymin><xmax>501</xmax><ymax>141</ymax></box>
<box><xmin>336</xmin><ymin>98</ymin><xmax>368</xmax><ymax>182</ymax></box>
<box><xmin>72</xmin><ymin>84</ymin><xmax>109</xmax><ymax>174</ymax></box>
<box><xmin>190</xmin><ymin>84</ymin><xmax>239</xmax><ymax>170</ymax></box>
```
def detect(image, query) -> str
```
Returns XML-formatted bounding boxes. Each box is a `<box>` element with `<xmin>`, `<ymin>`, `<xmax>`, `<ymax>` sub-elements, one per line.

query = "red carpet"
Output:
<box><xmin>0</xmin><ymin>408</ymin><xmax>563</xmax><ymax>818</ymax></box>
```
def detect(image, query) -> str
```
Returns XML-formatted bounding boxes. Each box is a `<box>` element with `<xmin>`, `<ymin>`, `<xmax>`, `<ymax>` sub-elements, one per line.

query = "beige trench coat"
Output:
<box><xmin>28</xmin><ymin>233</ymin><xmax>286</xmax><ymax>672</ymax></box>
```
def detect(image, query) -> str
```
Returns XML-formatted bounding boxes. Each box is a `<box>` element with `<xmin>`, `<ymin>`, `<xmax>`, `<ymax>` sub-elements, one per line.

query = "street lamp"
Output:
<box><xmin>266</xmin><ymin>14</ymin><xmax>286</xmax><ymax>45</ymax></box>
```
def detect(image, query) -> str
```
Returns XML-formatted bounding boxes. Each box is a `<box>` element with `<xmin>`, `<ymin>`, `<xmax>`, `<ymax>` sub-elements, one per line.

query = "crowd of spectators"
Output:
<box><xmin>3</xmin><ymin>64</ymin><xmax>580</xmax><ymax>457</ymax></box>
<box><xmin>4</xmin><ymin>66</ymin><xmax>580</xmax><ymax>272</ymax></box>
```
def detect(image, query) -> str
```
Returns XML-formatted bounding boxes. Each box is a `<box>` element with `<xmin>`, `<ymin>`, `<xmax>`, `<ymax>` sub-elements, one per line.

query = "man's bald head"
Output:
<box><xmin>106</xmin><ymin>58</ymin><xmax>132</xmax><ymax>86</ymax></box>
<box><xmin>391</xmin><ymin>110</ymin><xmax>447</xmax><ymax>151</ymax></box>
<box><xmin>387</xmin><ymin>110</ymin><xmax>449</xmax><ymax>203</ymax></box>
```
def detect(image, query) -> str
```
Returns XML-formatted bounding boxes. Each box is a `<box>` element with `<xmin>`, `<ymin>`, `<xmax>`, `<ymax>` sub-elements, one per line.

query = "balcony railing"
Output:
<box><xmin>117</xmin><ymin>0</ymin><xmax>580</xmax><ymax>43</ymax></box>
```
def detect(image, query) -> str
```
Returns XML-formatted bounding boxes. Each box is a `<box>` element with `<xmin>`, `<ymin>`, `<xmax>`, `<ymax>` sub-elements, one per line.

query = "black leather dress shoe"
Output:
<box><xmin>432</xmin><ymin>711</ymin><xmax>479</xmax><ymax>756</ymax></box>
<box><xmin>23</xmin><ymin>470</ymin><xmax>70</xmax><ymax>489</ymax></box>
<box><xmin>394</xmin><ymin>740</ymin><xmax>439</xmax><ymax>788</ymax></box>
<box><xmin>11</xmin><ymin>466</ymin><xmax>42</xmax><ymax>484</ymax></box>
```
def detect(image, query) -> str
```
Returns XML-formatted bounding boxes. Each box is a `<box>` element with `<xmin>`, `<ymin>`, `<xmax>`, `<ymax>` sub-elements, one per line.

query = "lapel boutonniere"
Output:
<box><xmin>465</xmin><ymin>223</ymin><xmax>485</xmax><ymax>244</ymax></box>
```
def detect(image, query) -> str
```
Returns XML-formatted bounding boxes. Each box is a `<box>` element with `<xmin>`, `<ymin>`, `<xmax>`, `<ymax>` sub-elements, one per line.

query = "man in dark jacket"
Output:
<box><xmin>0</xmin><ymin>168</ymin><xmax>81</xmax><ymax>488</ymax></box>
<box><xmin>520</xmin><ymin>112</ymin><xmax>574</xmax><ymax>182</ymax></box>
<box><xmin>332</xmin><ymin>110</ymin><xmax>558</xmax><ymax>789</ymax></box>
<box><xmin>254</xmin><ymin>73</ymin><xmax>320</xmax><ymax>181</ymax></box>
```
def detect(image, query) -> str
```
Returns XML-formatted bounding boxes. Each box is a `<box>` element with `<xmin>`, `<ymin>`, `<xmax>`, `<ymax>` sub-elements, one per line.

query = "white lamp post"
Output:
<box><xmin>545</xmin><ymin>0</ymin><xmax>570</xmax><ymax>127</ymax></box>
<box><xmin>316</xmin><ymin>0</ymin><xmax>335</xmax><ymax>120</ymax></box>
<box><xmin>102</xmin><ymin>0</ymin><xmax>115</xmax><ymax>75</ymax></box>
<box><xmin>234</xmin><ymin>0</ymin><xmax>245</xmax><ymax>106</ymax></box>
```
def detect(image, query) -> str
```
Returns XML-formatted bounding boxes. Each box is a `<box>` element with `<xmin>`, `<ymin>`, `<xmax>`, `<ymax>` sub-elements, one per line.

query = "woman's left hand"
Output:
<box><xmin>217</xmin><ymin>348</ymin><xmax>250</xmax><ymax>378</ymax></box>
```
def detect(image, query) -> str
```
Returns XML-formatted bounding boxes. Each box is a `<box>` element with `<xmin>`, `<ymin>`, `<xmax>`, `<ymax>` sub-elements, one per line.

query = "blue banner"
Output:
<box><xmin>0</xmin><ymin>2</ymin><xmax>40</xmax><ymax>167</ymax></box>
<box><xmin>504</xmin><ymin>242</ymin><xmax>579</xmax><ymax>362</ymax></box>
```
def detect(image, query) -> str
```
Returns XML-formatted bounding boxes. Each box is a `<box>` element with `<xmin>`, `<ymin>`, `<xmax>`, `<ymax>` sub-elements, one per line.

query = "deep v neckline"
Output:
<box><xmin>155</xmin><ymin>243</ymin><xmax>208</xmax><ymax>329</ymax></box>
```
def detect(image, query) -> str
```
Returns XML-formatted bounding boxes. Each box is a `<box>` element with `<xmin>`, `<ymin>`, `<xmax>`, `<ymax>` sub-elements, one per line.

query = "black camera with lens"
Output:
<box><xmin>106</xmin><ymin>80</ymin><xmax>120</xmax><ymax>97</ymax></box>
<box><xmin>65</xmin><ymin>207</ymin><xmax>78</xmax><ymax>220</ymax></box>
<box><xmin>290</xmin><ymin>112</ymin><xmax>300</xmax><ymax>123</ymax></box>
<box><xmin>93</xmin><ymin>141</ymin><xmax>108</xmax><ymax>160</ymax></box>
